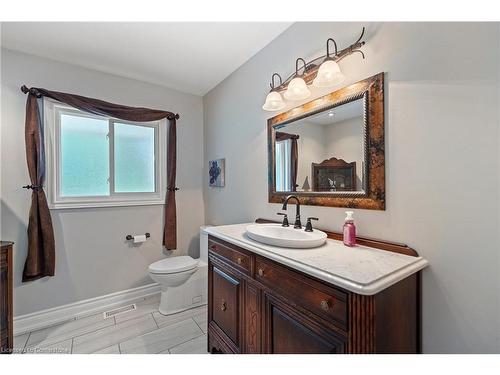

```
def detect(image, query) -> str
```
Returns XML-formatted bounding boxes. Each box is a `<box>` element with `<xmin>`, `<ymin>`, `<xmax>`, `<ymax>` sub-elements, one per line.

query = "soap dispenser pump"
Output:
<box><xmin>343</xmin><ymin>211</ymin><xmax>356</xmax><ymax>247</ymax></box>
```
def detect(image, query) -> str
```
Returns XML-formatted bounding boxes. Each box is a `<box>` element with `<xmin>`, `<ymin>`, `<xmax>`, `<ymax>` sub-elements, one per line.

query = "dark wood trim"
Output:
<box><xmin>209</xmin><ymin>322</ymin><xmax>238</xmax><ymax>354</ymax></box>
<box><xmin>8</xmin><ymin>245</ymin><xmax>12</xmax><ymax>354</ymax></box>
<box><xmin>416</xmin><ymin>271</ymin><xmax>423</xmax><ymax>353</ymax></box>
<box><xmin>348</xmin><ymin>294</ymin><xmax>375</xmax><ymax>353</ymax></box>
<box><xmin>1</xmin><ymin>242</ymin><xmax>13</xmax><ymax>354</ymax></box>
<box><xmin>255</xmin><ymin>218</ymin><xmax>418</xmax><ymax>257</ymax></box>
<box><xmin>268</xmin><ymin>72</ymin><xmax>385</xmax><ymax>210</ymax></box>
<box><xmin>373</xmin><ymin>273</ymin><xmax>419</xmax><ymax>353</ymax></box>
<box><xmin>244</xmin><ymin>282</ymin><xmax>262</xmax><ymax>353</ymax></box>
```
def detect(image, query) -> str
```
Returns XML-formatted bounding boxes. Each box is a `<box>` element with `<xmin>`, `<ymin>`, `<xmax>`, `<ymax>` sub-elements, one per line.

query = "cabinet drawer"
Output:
<box><xmin>208</xmin><ymin>237</ymin><xmax>253</xmax><ymax>275</ymax></box>
<box><xmin>255</xmin><ymin>257</ymin><xmax>348</xmax><ymax>328</ymax></box>
<box><xmin>211</xmin><ymin>266</ymin><xmax>241</xmax><ymax>346</ymax></box>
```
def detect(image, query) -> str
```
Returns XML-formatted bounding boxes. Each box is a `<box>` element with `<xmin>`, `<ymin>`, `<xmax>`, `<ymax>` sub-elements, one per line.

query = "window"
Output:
<box><xmin>275</xmin><ymin>139</ymin><xmax>291</xmax><ymax>192</ymax></box>
<box><xmin>44</xmin><ymin>100</ymin><xmax>166</xmax><ymax>208</ymax></box>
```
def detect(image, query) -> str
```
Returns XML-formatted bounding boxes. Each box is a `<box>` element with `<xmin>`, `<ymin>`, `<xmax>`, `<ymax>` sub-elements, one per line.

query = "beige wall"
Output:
<box><xmin>323</xmin><ymin>116</ymin><xmax>364</xmax><ymax>189</ymax></box>
<box><xmin>278</xmin><ymin>120</ymin><xmax>325</xmax><ymax>190</ymax></box>
<box><xmin>203</xmin><ymin>22</ymin><xmax>500</xmax><ymax>353</ymax></box>
<box><xmin>0</xmin><ymin>48</ymin><xmax>205</xmax><ymax>316</ymax></box>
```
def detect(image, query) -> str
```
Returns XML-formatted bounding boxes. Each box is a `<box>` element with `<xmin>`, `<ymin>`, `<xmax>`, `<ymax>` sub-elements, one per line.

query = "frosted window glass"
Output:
<box><xmin>114</xmin><ymin>123</ymin><xmax>155</xmax><ymax>193</ymax></box>
<box><xmin>60</xmin><ymin>114</ymin><xmax>110</xmax><ymax>197</ymax></box>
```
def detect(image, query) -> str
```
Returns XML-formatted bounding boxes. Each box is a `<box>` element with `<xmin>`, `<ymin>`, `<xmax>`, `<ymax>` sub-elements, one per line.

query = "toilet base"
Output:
<box><xmin>157</xmin><ymin>261</ymin><xmax>208</xmax><ymax>316</ymax></box>
<box><xmin>158</xmin><ymin>299</ymin><xmax>207</xmax><ymax>316</ymax></box>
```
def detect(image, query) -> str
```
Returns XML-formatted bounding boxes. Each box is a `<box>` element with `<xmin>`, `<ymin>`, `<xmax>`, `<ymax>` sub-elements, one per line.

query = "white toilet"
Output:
<box><xmin>148</xmin><ymin>226</ymin><xmax>209</xmax><ymax>315</ymax></box>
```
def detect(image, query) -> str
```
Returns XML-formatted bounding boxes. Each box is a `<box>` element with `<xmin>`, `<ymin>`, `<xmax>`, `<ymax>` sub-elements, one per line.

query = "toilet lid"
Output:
<box><xmin>149</xmin><ymin>256</ymin><xmax>198</xmax><ymax>274</ymax></box>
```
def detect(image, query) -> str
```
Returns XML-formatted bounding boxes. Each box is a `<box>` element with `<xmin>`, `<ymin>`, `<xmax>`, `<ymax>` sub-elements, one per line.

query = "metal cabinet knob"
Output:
<box><xmin>220</xmin><ymin>300</ymin><xmax>227</xmax><ymax>311</ymax></box>
<box><xmin>320</xmin><ymin>300</ymin><xmax>331</xmax><ymax>311</ymax></box>
<box><xmin>237</xmin><ymin>257</ymin><xmax>243</xmax><ymax>264</ymax></box>
<box><xmin>258</xmin><ymin>268</ymin><xmax>265</xmax><ymax>277</ymax></box>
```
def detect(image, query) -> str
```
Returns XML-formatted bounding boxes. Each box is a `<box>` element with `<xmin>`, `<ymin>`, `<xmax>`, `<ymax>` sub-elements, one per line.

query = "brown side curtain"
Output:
<box><xmin>20</xmin><ymin>86</ymin><xmax>180</xmax><ymax>282</ymax></box>
<box><xmin>275</xmin><ymin>132</ymin><xmax>299</xmax><ymax>192</ymax></box>
<box><xmin>23</xmin><ymin>94</ymin><xmax>55</xmax><ymax>282</ymax></box>
<box><xmin>163</xmin><ymin>117</ymin><xmax>177</xmax><ymax>249</ymax></box>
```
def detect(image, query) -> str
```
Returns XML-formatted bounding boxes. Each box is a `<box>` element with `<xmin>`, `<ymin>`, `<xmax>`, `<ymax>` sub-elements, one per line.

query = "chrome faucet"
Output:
<box><xmin>282</xmin><ymin>195</ymin><xmax>302</xmax><ymax>229</ymax></box>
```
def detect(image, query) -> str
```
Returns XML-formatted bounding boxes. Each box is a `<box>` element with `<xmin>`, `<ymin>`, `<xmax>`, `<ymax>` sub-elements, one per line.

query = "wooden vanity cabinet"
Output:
<box><xmin>208</xmin><ymin>236</ymin><xmax>421</xmax><ymax>354</ymax></box>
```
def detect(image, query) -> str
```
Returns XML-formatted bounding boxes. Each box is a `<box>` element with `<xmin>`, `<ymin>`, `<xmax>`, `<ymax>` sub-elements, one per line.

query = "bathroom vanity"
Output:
<box><xmin>206</xmin><ymin>71</ymin><xmax>428</xmax><ymax>354</ymax></box>
<box><xmin>206</xmin><ymin>223</ymin><xmax>428</xmax><ymax>354</ymax></box>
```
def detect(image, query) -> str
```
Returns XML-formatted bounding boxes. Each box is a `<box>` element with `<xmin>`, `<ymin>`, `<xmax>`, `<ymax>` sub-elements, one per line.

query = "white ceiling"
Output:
<box><xmin>307</xmin><ymin>98</ymin><xmax>364</xmax><ymax>125</ymax></box>
<box><xmin>1</xmin><ymin>22</ymin><xmax>292</xmax><ymax>96</ymax></box>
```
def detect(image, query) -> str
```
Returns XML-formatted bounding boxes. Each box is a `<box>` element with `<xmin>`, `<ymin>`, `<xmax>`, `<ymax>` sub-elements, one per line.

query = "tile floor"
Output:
<box><xmin>12</xmin><ymin>294</ymin><xmax>208</xmax><ymax>354</ymax></box>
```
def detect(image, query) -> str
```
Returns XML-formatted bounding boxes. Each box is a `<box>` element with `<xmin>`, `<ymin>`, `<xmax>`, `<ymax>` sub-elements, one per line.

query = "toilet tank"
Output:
<box><xmin>199</xmin><ymin>226</ymin><xmax>211</xmax><ymax>262</ymax></box>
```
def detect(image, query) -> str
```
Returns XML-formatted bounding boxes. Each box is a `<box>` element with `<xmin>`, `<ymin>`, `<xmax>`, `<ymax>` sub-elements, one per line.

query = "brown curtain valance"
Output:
<box><xmin>275</xmin><ymin>132</ymin><xmax>299</xmax><ymax>192</ymax></box>
<box><xmin>275</xmin><ymin>132</ymin><xmax>299</xmax><ymax>142</ymax></box>
<box><xmin>20</xmin><ymin>85</ymin><xmax>180</xmax><ymax>282</ymax></box>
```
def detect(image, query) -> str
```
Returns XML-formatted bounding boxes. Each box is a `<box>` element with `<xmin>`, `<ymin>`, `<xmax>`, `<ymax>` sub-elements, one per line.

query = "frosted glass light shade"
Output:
<box><xmin>312</xmin><ymin>60</ymin><xmax>344</xmax><ymax>87</ymax></box>
<box><xmin>262</xmin><ymin>91</ymin><xmax>286</xmax><ymax>111</ymax></box>
<box><xmin>284</xmin><ymin>77</ymin><xmax>311</xmax><ymax>101</ymax></box>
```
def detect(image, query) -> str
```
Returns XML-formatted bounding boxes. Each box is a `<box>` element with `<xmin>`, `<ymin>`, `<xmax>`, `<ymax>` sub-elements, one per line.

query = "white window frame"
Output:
<box><xmin>44</xmin><ymin>98</ymin><xmax>167</xmax><ymax>209</ymax></box>
<box><xmin>275</xmin><ymin>139</ymin><xmax>292</xmax><ymax>192</ymax></box>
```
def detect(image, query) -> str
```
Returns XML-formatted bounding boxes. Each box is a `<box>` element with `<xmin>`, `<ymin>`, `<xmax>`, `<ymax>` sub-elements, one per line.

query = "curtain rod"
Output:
<box><xmin>20</xmin><ymin>85</ymin><xmax>42</xmax><ymax>97</ymax></box>
<box><xmin>20</xmin><ymin>85</ymin><xmax>180</xmax><ymax>120</ymax></box>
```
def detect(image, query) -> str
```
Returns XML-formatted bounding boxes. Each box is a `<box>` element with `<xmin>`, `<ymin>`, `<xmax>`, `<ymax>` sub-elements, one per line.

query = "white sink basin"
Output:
<box><xmin>245</xmin><ymin>224</ymin><xmax>327</xmax><ymax>249</ymax></box>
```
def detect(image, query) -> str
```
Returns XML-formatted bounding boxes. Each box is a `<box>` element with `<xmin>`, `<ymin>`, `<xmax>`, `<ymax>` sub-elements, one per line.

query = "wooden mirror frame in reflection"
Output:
<box><xmin>267</xmin><ymin>72</ymin><xmax>385</xmax><ymax>210</ymax></box>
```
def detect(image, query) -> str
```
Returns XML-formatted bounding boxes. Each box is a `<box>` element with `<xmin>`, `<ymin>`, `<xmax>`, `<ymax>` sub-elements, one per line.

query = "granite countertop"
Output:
<box><xmin>205</xmin><ymin>223</ymin><xmax>428</xmax><ymax>296</ymax></box>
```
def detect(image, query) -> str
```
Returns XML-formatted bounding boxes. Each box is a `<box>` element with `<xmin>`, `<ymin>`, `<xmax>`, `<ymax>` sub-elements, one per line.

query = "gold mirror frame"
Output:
<box><xmin>267</xmin><ymin>72</ymin><xmax>385</xmax><ymax>210</ymax></box>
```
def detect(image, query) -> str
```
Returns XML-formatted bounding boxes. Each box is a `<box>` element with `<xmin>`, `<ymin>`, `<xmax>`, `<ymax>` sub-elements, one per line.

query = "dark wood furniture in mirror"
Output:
<box><xmin>311</xmin><ymin>157</ymin><xmax>356</xmax><ymax>192</ymax></box>
<box><xmin>268</xmin><ymin>72</ymin><xmax>385</xmax><ymax>210</ymax></box>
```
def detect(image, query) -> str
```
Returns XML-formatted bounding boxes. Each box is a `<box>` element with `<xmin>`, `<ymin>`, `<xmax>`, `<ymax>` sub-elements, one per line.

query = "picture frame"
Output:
<box><xmin>209</xmin><ymin>158</ymin><xmax>225</xmax><ymax>187</ymax></box>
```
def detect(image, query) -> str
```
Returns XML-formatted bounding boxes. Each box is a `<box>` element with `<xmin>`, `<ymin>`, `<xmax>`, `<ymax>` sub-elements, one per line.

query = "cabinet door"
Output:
<box><xmin>209</xmin><ymin>265</ymin><xmax>242</xmax><ymax>349</ymax></box>
<box><xmin>264</xmin><ymin>294</ymin><xmax>345</xmax><ymax>354</ymax></box>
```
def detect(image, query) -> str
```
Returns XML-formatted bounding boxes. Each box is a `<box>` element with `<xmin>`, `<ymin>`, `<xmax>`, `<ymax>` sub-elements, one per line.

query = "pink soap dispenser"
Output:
<box><xmin>343</xmin><ymin>211</ymin><xmax>356</xmax><ymax>247</ymax></box>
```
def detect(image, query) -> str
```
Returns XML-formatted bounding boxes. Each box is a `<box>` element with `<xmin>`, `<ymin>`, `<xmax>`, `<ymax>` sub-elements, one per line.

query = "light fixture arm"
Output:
<box><xmin>270</xmin><ymin>73</ymin><xmax>283</xmax><ymax>90</ymax></box>
<box><xmin>326</xmin><ymin>38</ymin><xmax>338</xmax><ymax>59</ymax></box>
<box><xmin>354</xmin><ymin>26</ymin><xmax>365</xmax><ymax>45</ymax></box>
<box><xmin>268</xmin><ymin>27</ymin><xmax>366</xmax><ymax>93</ymax></box>
<box><xmin>295</xmin><ymin>58</ymin><xmax>307</xmax><ymax>76</ymax></box>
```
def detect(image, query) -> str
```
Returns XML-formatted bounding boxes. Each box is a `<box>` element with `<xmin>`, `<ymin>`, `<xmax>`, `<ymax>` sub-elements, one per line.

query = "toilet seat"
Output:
<box><xmin>148</xmin><ymin>256</ymin><xmax>198</xmax><ymax>274</ymax></box>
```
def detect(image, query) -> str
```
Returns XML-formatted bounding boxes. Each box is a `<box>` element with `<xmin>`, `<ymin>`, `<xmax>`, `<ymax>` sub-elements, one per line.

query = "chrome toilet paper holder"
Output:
<box><xmin>126</xmin><ymin>233</ymin><xmax>151</xmax><ymax>241</ymax></box>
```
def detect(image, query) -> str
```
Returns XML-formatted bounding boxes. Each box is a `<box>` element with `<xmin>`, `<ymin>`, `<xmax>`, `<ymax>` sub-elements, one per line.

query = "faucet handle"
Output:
<box><xmin>305</xmin><ymin>217</ymin><xmax>319</xmax><ymax>232</ymax></box>
<box><xmin>277</xmin><ymin>213</ymin><xmax>289</xmax><ymax>227</ymax></box>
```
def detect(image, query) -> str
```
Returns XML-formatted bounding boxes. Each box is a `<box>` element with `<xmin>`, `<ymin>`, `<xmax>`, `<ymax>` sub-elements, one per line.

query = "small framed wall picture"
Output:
<box><xmin>209</xmin><ymin>158</ymin><xmax>225</xmax><ymax>187</ymax></box>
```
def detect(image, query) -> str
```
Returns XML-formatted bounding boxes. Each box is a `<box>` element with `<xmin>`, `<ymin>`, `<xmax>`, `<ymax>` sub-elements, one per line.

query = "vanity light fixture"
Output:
<box><xmin>284</xmin><ymin>58</ymin><xmax>311</xmax><ymax>101</ymax></box>
<box><xmin>312</xmin><ymin>38</ymin><xmax>344</xmax><ymax>87</ymax></box>
<box><xmin>262</xmin><ymin>27</ymin><xmax>366</xmax><ymax>111</ymax></box>
<box><xmin>262</xmin><ymin>73</ymin><xmax>286</xmax><ymax>111</ymax></box>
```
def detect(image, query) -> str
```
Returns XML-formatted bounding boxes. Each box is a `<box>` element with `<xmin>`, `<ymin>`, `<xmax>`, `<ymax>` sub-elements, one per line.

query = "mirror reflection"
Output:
<box><xmin>274</xmin><ymin>97</ymin><xmax>366</xmax><ymax>193</ymax></box>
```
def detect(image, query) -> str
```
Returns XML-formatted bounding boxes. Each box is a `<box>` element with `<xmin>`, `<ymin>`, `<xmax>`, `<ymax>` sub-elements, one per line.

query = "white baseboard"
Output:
<box><xmin>14</xmin><ymin>283</ymin><xmax>160</xmax><ymax>335</ymax></box>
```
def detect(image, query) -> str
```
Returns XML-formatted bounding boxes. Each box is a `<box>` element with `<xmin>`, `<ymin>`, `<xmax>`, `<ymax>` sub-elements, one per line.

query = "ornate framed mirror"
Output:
<box><xmin>267</xmin><ymin>72</ymin><xmax>385</xmax><ymax>210</ymax></box>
